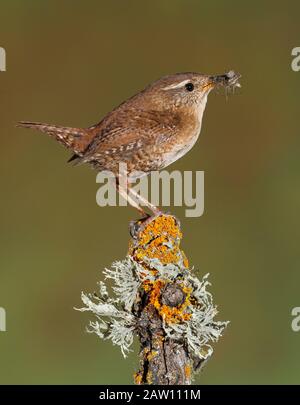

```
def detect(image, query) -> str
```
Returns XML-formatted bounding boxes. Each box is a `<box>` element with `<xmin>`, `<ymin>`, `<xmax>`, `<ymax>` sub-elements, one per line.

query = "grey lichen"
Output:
<box><xmin>76</xmin><ymin>275</ymin><xmax>136</xmax><ymax>357</ymax></box>
<box><xmin>163</xmin><ymin>272</ymin><xmax>228</xmax><ymax>360</ymax></box>
<box><xmin>76</xmin><ymin>256</ymin><xmax>228</xmax><ymax>362</ymax></box>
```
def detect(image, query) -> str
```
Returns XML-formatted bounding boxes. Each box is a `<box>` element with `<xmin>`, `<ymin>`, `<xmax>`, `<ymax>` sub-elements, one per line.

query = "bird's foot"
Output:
<box><xmin>129</xmin><ymin>210</ymin><xmax>164</xmax><ymax>239</ymax></box>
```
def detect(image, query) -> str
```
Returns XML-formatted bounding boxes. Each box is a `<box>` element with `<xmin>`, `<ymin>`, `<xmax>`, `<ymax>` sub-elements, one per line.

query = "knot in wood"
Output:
<box><xmin>161</xmin><ymin>283</ymin><xmax>186</xmax><ymax>307</ymax></box>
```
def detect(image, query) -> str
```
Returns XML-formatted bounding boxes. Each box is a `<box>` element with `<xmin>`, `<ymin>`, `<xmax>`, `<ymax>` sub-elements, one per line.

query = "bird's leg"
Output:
<box><xmin>115</xmin><ymin>179</ymin><xmax>146</xmax><ymax>216</ymax></box>
<box><xmin>126</xmin><ymin>184</ymin><xmax>164</xmax><ymax>238</ymax></box>
<box><xmin>127</xmin><ymin>185</ymin><xmax>166</xmax><ymax>238</ymax></box>
<box><xmin>128</xmin><ymin>185</ymin><xmax>163</xmax><ymax>217</ymax></box>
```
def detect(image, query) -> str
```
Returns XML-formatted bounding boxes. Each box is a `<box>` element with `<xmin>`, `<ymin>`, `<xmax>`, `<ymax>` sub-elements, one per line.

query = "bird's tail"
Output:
<box><xmin>16</xmin><ymin>121</ymin><xmax>93</xmax><ymax>156</ymax></box>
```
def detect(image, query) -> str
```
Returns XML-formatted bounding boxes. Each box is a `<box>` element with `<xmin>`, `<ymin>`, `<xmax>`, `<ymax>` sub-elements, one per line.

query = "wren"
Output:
<box><xmin>17</xmin><ymin>71</ymin><xmax>241</xmax><ymax>215</ymax></box>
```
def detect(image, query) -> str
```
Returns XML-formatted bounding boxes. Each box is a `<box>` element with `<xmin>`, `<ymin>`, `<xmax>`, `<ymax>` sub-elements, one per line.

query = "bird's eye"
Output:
<box><xmin>185</xmin><ymin>82</ymin><xmax>194</xmax><ymax>92</ymax></box>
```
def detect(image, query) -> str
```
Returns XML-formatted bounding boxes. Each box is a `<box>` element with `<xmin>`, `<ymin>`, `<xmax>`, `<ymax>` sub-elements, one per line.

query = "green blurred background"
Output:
<box><xmin>0</xmin><ymin>0</ymin><xmax>299</xmax><ymax>384</ymax></box>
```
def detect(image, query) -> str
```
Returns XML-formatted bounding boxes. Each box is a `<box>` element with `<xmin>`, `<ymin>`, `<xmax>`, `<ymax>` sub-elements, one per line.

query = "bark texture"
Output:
<box><xmin>130</xmin><ymin>215</ymin><xmax>193</xmax><ymax>384</ymax></box>
<box><xmin>78</xmin><ymin>214</ymin><xmax>227</xmax><ymax>385</ymax></box>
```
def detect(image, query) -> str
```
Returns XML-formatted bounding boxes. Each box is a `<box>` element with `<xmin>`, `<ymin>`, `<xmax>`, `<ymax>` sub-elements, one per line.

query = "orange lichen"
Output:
<box><xmin>184</xmin><ymin>364</ymin><xmax>192</xmax><ymax>380</ymax></box>
<box><xmin>129</xmin><ymin>215</ymin><xmax>189</xmax><ymax>268</ymax></box>
<box><xmin>133</xmin><ymin>371</ymin><xmax>143</xmax><ymax>385</ymax></box>
<box><xmin>146</xmin><ymin>370</ymin><xmax>153</xmax><ymax>384</ymax></box>
<box><xmin>147</xmin><ymin>350</ymin><xmax>158</xmax><ymax>361</ymax></box>
<box><xmin>182</xmin><ymin>254</ymin><xmax>189</xmax><ymax>269</ymax></box>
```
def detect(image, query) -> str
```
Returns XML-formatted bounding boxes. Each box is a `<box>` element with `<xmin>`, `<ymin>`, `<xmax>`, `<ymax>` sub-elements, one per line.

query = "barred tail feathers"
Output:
<box><xmin>17</xmin><ymin>121</ymin><xmax>92</xmax><ymax>155</ymax></box>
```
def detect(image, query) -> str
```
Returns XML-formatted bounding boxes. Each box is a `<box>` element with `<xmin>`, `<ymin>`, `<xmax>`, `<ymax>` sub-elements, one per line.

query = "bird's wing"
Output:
<box><xmin>79</xmin><ymin>109</ymin><xmax>182</xmax><ymax>163</ymax></box>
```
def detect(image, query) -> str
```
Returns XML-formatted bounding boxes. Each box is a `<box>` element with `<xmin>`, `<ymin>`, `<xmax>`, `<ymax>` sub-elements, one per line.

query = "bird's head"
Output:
<box><xmin>143</xmin><ymin>71</ymin><xmax>241</xmax><ymax>113</ymax></box>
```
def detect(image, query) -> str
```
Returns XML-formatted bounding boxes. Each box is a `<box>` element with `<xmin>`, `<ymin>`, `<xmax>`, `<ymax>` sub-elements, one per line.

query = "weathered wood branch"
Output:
<box><xmin>77</xmin><ymin>214</ymin><xmax>228</xmax><ymax>384</ymax></box>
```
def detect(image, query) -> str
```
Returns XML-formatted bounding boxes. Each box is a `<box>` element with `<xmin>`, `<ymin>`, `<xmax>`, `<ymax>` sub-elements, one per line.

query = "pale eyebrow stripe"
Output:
<box><xmin>162</xmin><ymin>79</ymin><xmax>191</xmax><ymax>91</ymax></box>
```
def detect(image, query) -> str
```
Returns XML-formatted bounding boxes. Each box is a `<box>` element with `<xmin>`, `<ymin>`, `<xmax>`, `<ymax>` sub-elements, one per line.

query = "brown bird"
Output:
<box><xmin>17</xmin><ymin>71</ymin><xmax>241</xmax><ymax>216</ymax></box>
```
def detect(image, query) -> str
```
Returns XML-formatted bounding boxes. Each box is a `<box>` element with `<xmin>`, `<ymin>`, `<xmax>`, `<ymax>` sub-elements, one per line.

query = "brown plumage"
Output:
<box><xmin>17</xmin><ymin>71</ymin><xmax>241</xmax><ymax>214</ymax></box>
<box><xmin>16</xmin><ymin>122</ymin><xmax>94</xmax><ymax>156</ymax></box>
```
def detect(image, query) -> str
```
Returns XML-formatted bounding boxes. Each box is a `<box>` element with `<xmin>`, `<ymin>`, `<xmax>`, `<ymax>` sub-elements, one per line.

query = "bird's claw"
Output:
<box><xmin>129</xmin><ymin>210</ymin><xmax>164</xmax><ymax>239</ymax></box>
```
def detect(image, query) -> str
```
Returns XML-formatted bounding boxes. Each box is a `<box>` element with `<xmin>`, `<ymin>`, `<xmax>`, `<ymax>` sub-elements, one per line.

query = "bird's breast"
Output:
<box><xmin>160</xmin><ymin>130</ymin><xmax>200</xmax><ymax>169</ymax></box>
<box><xmin>158</xmin><ymin>110</ymin><xmax>202</xmax><ymax>169</ymax></box>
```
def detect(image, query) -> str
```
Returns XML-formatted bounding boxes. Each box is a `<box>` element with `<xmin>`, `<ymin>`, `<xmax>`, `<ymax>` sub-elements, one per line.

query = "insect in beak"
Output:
<box><xmin>210</xmin><ymin>70</ymin><xmax>242</xmax><ymax>89</ymax></box>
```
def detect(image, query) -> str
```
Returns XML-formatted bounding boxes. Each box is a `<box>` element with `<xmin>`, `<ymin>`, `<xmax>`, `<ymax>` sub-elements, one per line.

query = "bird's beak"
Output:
<box><xmin>208</xmin><ymin>71</ymin><xmax>242</xmax><ymax>90</ymax></box>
